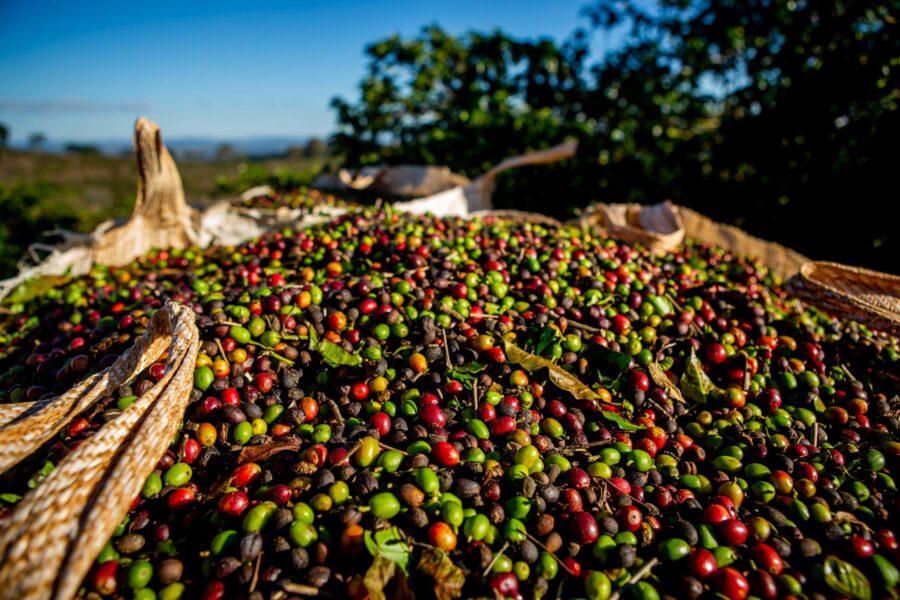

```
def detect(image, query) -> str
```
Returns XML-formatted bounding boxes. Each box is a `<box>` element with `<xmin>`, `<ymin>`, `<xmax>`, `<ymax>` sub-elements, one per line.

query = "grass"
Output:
<box><xmin>0</xmin><ymin>148</ymin><xmax>333</xmax><ymax>277</ymax></box>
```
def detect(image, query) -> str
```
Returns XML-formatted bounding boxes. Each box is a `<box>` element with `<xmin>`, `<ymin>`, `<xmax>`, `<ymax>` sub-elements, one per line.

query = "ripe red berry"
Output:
<box><xmin>254</xmin><ymin>372</ymin><xmax>273</xmax><ymax>394</ymax></box>
<box><xmin>418</xmin><ymin>404</ymin><xmax>446</xmax><ymax>429</ymax></box>
<box><xmin>432</xmin><ymin>441</ymin><xmax>460</xmax><ymax>467</ymax></box>
<box><xmin>751</xmin><ymin>543</ymin><xmax>783</xmax><ymax>575</ymax></box>
<box><xmin>616</xmin><ymin>504</ymin><xmax>643</xmax><ymax>532</ymax></box>
<box><xmin>167</xmin><ymin>487</ymin><xmax>196</xmax><ymax>510</ymax></box>
<box><xmin>221</xmin><ymin>388</ymin><xmax>240</xmax><ymax>407</ymax></box>
<box><xmin>181</xmin><ymin>438</ymin><xmax>201</xmax><ymax>464</ymax></box>
<box><xmin>848</xmin><ymin>535</ymin><xmax>874</xmax><ymax>558</ymax></box>
<box><xmin>231</xmin><ymin>462</ymin><xmax>261</xmax><ymax>487</ymax></box>
<box><xmin>571</xmin><ymin>511</ymin><xmax>599</xmax><ymax>544</ymax></box>
<box><xmin>716</xmin><ymin>567</ymin><xmax>750</xmax><ymax>600</ymax></box>
<box><xmin>568</xmin><ymin>467</ymin><xmax>590</xmax><ymax>489</ymax></box>
<box><xmin>92</xmin><ymin>560</ymin><xmax>119</xmax><ymax>595</ymax></box>
<box><xmin>611</xmin><ymin>314</ymin><xmax>631</xmax><ymax>335</ymax></box>
<box><xmin>688</xmin><ymin>548</ymin><xmax>718</xmax><ymax>579</ymax></box>
<box><xmin>705</xmin><ymin>342</ymin><xmax>728</xmax><ymax>365</ymax></box>
<box><xmin>351</xmin><ymin>382</ymin><xmax>370</xmax><ymax>400</ymax></box>
<box><xmin>629</xmin><ymin>370</ymin><xmax>650</xmax><ymax>392</ymax></box>
<box><xmin>719</xmin><ymin>519</ymin><xmax>749</xmax><ymax>546</ymax></box>
<box><xmin>703</xmin><ymin>503</ymin><xmax>732</xmax><ymax>525</ymax></box>
<box><xmin>268</xmin><ymin>484</ymin><xmax>293</xmax><ymax>506</ymax></box>
<box><xmin>490</xmin><ymin>416</ymin><xmax>516</xmax><ymax>436</ymax></box>
<box><xmin>218</xmin><ymin>490</ymin><xmax>250</xmax><ymax>516</ymax></box>
<box><xmin>370</xmin><ymin>412</ymin><xmax>391</xmax><ymax>437</ymax></box>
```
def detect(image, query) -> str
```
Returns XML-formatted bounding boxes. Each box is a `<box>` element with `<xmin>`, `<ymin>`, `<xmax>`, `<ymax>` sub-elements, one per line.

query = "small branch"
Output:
<box><xmin>279</xmin><ymin>582</ymin><xmax>321</xmax><ymax>596</ymax></box>
<box><xmin>215</xmin><ymin>338</ymin><xmax>229</xmax><ymax>365</ymax></box>
<box><xmin>565</xmin><ymin>319</ymin><xmax>599</xmax><ymax>333</ymax></box>
<box><xmin>377</xmin><ymin>441</ymin><xmax>410</xmax><ymax>456</ymax></box>
<box><xmin>441</xmin><ymin>328</ymin><xmax>452</xmax><ymax>370</ymax></box>
<box><xmin>342</xmin><ymin>440</ymin><xmax>364</xmax><ymax>463</ymax></box>
<box><xmin>249</xmin><ymin>550</ymin><xmax>262</xmax><ymax>593</ymax></box>
<box><xmin>525</xmin><ymin>532</ymin><xmax>575</xmax><ymax>576</ymax></box>
<box><xmin>609</xmin><ymin>557</ymin><xmax>660</xmax><ymax>600</ymax></box>
<box><xmin>482</xmin><ymin>541</ymin><xmax>510</xmax><ymax>577</ymax></box>
<box><xmin>326</xmin><ymin>398</ymin><xmax>344</xmax><ymax>428</ymax></box>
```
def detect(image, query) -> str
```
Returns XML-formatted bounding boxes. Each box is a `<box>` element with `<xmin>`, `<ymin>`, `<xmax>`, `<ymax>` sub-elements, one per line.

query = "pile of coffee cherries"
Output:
<box><xmin>234</xmin><ymin>187</ymin><xmax>347</xmax><ymax>211</ymax></box>
<box><xmin>0</xmin><ymin>206</ymin><xmax>897</xmax><ymax>600</ymax></box>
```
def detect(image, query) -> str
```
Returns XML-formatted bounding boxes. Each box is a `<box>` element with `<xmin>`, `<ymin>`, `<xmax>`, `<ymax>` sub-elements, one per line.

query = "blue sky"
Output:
<box><xmin>0</xmin><ymin>0</ymin><xmax>622</xmax><ymax>143</ymax></box>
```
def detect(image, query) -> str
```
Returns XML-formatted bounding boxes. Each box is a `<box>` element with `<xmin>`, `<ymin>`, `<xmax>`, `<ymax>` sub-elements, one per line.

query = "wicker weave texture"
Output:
<box><xmin>788</xmin><ymin>261</ymin><xmax>900</xmax><ymax>337</ymax></box>
<box><xmin>0</xmin><ymin>303</ymin><xmax>199</xmax><ymax>600</ymax></box>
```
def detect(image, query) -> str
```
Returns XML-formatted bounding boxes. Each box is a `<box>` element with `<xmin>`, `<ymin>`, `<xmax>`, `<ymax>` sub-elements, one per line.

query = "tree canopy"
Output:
<box><xmin>331</xmin><ymin>1</ymin><xmax>898</xmax><ymax>272</ymax></box>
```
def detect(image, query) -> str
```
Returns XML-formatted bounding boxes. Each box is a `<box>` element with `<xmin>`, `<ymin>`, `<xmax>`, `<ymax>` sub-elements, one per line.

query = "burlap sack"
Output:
<box><xmin>0</xmin><ymin>118</ymin><xmax>200</xmax><ymax>301</ymax></box>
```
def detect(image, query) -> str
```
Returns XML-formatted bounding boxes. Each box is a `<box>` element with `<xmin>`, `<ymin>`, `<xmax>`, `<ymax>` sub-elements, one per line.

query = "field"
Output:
<box><xmin>0</xmin><ymin>148</ymin><xmax>330</xmax><ymax>277</ymax></box>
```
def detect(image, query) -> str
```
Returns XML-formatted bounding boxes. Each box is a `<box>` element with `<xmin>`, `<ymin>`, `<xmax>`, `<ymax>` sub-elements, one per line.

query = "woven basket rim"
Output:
<box><xmin>471</xmin><ymin>209</ymin><xmax>563</xmax><ymax>227</ymax></box>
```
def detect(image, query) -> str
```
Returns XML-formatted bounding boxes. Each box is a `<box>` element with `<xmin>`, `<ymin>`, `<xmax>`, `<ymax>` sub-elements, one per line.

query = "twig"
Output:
<box><xmin>249</xmin><ymin>550</ymin><xmax>262</xmax><ymax>593</ymax></box>
<box><xmin>565</xmin><ymin>319</ymin><xmax>600</xmax><ymax>333</ymax></box>
<box><xmin>279</xmin><ymin>582</ymin><xmax>321</xmax><ymax>596</ymax></box>
<box><xmin>215</xmin><ymin>338</ymin><xmax>229</xmax><ymax>365</ymax></box>
<box><xmin>377</xmin><ymin>441</ymin><xmax>410</xmax><ymax>456</ymax></box>
<box><xmin>525</xmin><ymin>532</ymin><xmax>575</xmax><ymax>576</ymax></box>
<box><xmin>609</xmin><ymin>557</ymin><xmax>660</xmax><ymax>600</ymax></box>
<box><xmin>482</xmin><ymin>541</ymin><xmax>510</xmax><ymax>577</ymax></box>
<box><xmin>325</xmin><ymin>398</ymin><xmax>344</xmax><ymax>428</ymax></box>
<box><xmin>343</xmin><ymin>440</ymin><xmax>364</xmax><ymax>463</ymax></box>
<box><xmin>473</xmin><ymin>379</ymin><xmax>479</xmax><ymax>413</ymax></box>
<box><xmin>441</xmin><ymin>328</ymin><xmax>452</xmax><ymax>370</ymax></box>
<box><xmin>558</xmin><ymin>438</ymin><xmax>612</xmax><ymax>456</ymax></box>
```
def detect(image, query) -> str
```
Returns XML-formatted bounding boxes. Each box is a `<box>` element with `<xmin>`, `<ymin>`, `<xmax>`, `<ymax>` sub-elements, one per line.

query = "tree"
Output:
<box><xmin>214</xmin><ymin>144</ymin><xmax>242</xmax><ymax>162</ymax></box>
<box><xmin>580</xmin><ymin>0</ymin><xmax>898</xmax><ymax>271</ymax></box>
<box><xmin>64</xmin><ymin>143</ymin><xmax>100</xmax><ymax>155</ymax></box>
<box><xmin>303</xmin><ymin>138</ymin><xmax>329</xmax><ymax>159</ymax></box>
<box><xmin>28</xmin><ymin>133</ymin><xmax>46</xmax><ymax>150</ymax></box>
<box><xmin>331</xmin><ymin>26</ymin><xmax>590</xmax><ymax>176</ymax></box>
<box><xmin>331</xmin><ymin>4</ymin><xmax>897</xmax><ymax>272</ymax></box>
<box><xmin>0</xmin><ymin>123</ymin><xmax>8</xmax><ymax>148</ymax></box>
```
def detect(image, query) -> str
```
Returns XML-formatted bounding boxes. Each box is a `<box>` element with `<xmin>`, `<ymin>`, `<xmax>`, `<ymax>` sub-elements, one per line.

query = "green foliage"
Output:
<box><xmin>330</xmin><ymin>26</ymin><xmax>591</xmax><ymax>174</ymax></box>
<box><xmin>0</xmin><ymin>182</ymin><xmax>78</xmax><ymax>278</ymax></box>
<box><xmin>331</xmin><ymin>3</ymin><xmax>898</xmax><ymax>272</ymax></box>
<box><xmin>214</xmin><ymin>163</ymin><xmax>323</xmax><ymax>195</ymax></box>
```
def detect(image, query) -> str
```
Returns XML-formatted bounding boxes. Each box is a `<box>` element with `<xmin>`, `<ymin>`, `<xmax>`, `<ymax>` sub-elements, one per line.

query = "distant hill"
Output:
<box><xmin>9</xmin><ymin>136</ymin><xmax>314</xmax><ymax>160</ymax></box>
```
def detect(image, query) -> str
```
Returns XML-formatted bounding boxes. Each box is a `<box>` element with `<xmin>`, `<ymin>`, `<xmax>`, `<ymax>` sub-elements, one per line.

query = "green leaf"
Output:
<box><xmin>503</xmin><ymin>339</ymin><xmax>599</xmax><ymax>401</ymax></box>
<box><xmin>155</xmin><ymin>540</ymin><xmax>178</xmax><ymax>557</ymax></box>
<box><xmin>307</xmin><ymin>323</ymin><xmax>362</xmax><ymax>367</ymax></box>
<box><xmin>2</xmin><ymin>275</ymin><xmax>70</xmax><ymax>306</ymax></box>
<box><xmin>418</xmin><ymin>547</ymin><xmax>465</xmax><ymax>600</ymax></box>
<box><xmin>648</xmin><ymin>362</ymin><xmax>685</xmax><ymax>403</ymax></box>
<box><xmin>363</xmin><ymin>555</ymin><xmax>396</xmax><ymax>600</ymax></box>
<box><xmin>534</xmin><ymin>326</ymin><xmax>559</xmax><ymax>356</ymax></box>
<box><xmin>364</xmin><ymin>527</ymin><xmax>411</xmax><ymax>574</ymax></box>
<box><xmin>451</xmin><ymin>361</ymin><xmax>486</xmax><ymax>374</ymax></box>
<box><xmin>590</xmin><ymin>345</ymin><xmax>632</xmax><ymax>381</ymax></box>
<box><xmin>601</xmin><ymin>410</ymin><xmax>644</xmax><ymax>431</ymax></box>
<box><xmin>680</xmin><ymin>350</ymin><xmax>718</xmax><ymax>403</ymax></box>
<box><xmin>823</xmin><ymin>554</ymin><xmax>871</xmax><ymax>600</ymax></box>
<box><xmin>0</xmin><ymin>493</ymin><xmax>22</xmax><ymax>505</ymax></box>
<box><xmin>318</xmin><ymin>338</ymin><xmax>363</xmax><ymax>367</ymax></box>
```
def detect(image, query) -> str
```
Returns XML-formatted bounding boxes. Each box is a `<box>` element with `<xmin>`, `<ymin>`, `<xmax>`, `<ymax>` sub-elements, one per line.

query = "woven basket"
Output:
<box><xmin>470</xmin><ymin>209</ymin><xmax>563</xmax><ymax>228</ymax></box>
<box><xmin>0</xmin><ymin>303</ymin><xmax>199</xmax><ymax>600</ymax></box>
<box><xmin>679</xmin><ymin>207</ymin><xmax>808</xmax><ymax>280</ymax></box>
<box><xmin>575</xmin><ymin>201</ymin><xmax>685</xmax><ymax>254</ymax></box>
<box><xmin>787</xmin><ymin>261</ymin><xmax>900</xmax><ymax>337</ymax></box>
